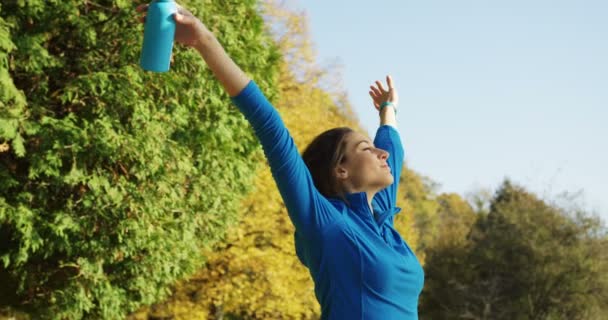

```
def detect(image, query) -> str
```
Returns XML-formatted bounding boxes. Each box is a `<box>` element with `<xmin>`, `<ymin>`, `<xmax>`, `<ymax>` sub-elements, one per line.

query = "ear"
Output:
<box><xmin>334</xmin><ymin>165</ymin><xmax>349</xmax><ymax>180</ymax></box>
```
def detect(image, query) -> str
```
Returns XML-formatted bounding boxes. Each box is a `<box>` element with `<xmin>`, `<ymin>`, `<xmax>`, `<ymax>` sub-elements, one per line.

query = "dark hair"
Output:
<box><xmin>302</xmin><ymin>127</ymin><xmax>354</xmax><ymax>198</ymax></box>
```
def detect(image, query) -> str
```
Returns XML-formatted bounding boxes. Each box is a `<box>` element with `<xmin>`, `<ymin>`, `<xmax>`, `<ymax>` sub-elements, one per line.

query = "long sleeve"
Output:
<box><xmin>231</xmin><ymin>81</ymin><xmax>336</xmax><ymax>238</ymax></box>
<box><xmin>372</xmin><ymin>125</ymin><xmax>405</xmax><ymax>225</ymax></box>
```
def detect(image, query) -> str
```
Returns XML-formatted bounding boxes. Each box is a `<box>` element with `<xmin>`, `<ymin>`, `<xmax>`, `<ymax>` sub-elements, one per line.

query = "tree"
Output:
<box><xmin>398</xmin><ymin>153</ymin><xmax>481</xmax><ymax>265</ymax></box>
<box><xmin>420</xmin><ymin>180</ymin><xmax>608</xmax><ymax>319</ymax></box>
<box><xmin>0</xmin><ymin>1</ymin><xmax>280</xmax><ymax>318</ymax></box>
<box><xmin>434</xmin><ymin>193</ymin><xmax>476</xmax><ymax>247</ymax></box>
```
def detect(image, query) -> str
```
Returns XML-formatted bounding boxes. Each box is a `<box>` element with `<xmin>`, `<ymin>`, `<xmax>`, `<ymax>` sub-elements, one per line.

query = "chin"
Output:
<box><xmin>383</xmin><ymin>174</ymin><xmax>394</xmax><ymax>187</ymax></box>
<box><xmin>369</xmin><ymin>173</ymin><xmax>394</xmax><ymax>191</ymax></box>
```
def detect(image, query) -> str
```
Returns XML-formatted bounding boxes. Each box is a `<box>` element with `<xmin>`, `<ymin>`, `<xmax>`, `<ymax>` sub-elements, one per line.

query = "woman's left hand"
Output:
<box><xmin>369</xmin><ymin>75</ymin><xmax>399</xmax><ymax>111</ymax></box>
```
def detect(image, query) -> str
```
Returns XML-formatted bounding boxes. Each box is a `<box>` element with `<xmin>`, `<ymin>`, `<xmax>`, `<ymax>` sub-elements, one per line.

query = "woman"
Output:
<box><xmin>137</xmin><ymin>4</ymin><xmax>424</xmax><ymax>319</ymax></box>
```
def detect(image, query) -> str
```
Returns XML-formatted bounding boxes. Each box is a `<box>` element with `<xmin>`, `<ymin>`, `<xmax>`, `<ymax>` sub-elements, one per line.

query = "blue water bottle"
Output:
<box><xmin>140</xmin><ymin>0</ymin><xmax>177</xmax><ymax>72</ymax></box>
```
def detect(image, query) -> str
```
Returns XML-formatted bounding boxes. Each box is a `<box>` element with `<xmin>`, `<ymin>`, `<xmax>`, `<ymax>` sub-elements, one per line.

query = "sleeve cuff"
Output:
<box><xmin>230</xmin><ymin>80</ymin><xmax>258</xmax><ymax>102</ymax></box>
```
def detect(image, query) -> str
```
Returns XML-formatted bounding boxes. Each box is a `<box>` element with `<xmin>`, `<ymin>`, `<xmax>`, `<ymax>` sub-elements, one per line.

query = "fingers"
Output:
<box><xmin>376</xmin><ymin>80</ymin><xmax>387</xmax><ymax>93</ymax></box>
<box><xmin>136</xmin><ymin>3</ymin><xmax>149</xmax><ymax>13</ymax></box>
<box><xmin>176</xmin><ymin>5</ymin><xmax>191</xmax><ymax>16</ymax></box>
<box><xmin>174</xmin><ymin>12</ymin><xmax>184</xmax><ymax>22</ymax></box>
<box><xmin>371</xmin><ymin>77</ymin><xmax>391</xmax><ymax>94</ymax></box>
<box><xmin>370</xmin><ymin>85</ymin><xmax>382</xmax><ymax>97</ymax></box>
<box><xmin>136</xmin><ymin>3</ymin><xmax>148</xmax><ymax>24</ymax></box>
<box><xmin>174</xmin><ymin>13</ymin><xmax>193</xmax><ymax>25</ymax></box>
<box><xmin>369</xmin><ymin>91</ymin><xmax>380</xmax><ymax>109</ymax></box>
<box><xmin>137</xmin><ymin>4</ymin><xmax>196</xmax><ymax>26</ymax></box>
<box><xmin>386</xmin><ymin>75</ymin><xmax>394</xmax><ymax>89</ymax></box>
<box><xmin>174</xmin><ymin>12</ymin><xmax>196</xmax><ymax>25</ymax></box>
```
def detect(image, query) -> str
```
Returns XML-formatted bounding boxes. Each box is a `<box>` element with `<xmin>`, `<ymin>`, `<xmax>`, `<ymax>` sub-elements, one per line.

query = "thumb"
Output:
<box><xmin>174</xmin><ymin>12</ymin><xmax>193</xmax><ymax>25</ymax></box>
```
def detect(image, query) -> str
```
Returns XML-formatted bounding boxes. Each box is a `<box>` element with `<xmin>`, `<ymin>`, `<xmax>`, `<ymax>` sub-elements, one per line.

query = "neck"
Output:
<box><xmin>366</xmin><ymin>191</ymin><xmax>375</xmax><ymax>214</ymax></box>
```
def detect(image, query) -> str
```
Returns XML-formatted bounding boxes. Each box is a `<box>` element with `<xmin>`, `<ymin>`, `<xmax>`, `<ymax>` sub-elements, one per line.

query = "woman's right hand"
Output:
<box><xmin>136</xmin><ymin>3</ymin><xmax>209</xmax><ymax>49</ymax></box>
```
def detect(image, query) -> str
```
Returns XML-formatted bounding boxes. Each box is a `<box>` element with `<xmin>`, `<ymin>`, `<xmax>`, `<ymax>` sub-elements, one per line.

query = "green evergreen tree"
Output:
<box><xmin>0</xmin><ymin>1</ymin><xmax>280</xmax><ymax>318</ymax></box>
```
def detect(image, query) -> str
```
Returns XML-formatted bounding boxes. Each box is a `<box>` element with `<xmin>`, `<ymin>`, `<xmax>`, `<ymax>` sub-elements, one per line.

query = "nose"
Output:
<box><xmin>377</xmin><ymin>148</ymin><xmax>389</xmax><ymax>161</ymax></box>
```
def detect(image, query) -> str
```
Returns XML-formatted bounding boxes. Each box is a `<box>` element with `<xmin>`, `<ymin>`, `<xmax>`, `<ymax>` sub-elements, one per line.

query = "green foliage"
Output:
<box><xmin>420</xmin><ymin>180</ymin><xmax>608</xmax><ymax>319</ymax></box>
<box><xmin>0</xmin><ymin>0</ymin><xmax>280</xmax><ymax>318</ymax></box>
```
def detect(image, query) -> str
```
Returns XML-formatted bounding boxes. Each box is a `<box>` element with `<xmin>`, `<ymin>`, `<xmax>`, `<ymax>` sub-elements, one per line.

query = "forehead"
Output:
<box><xmin>345</xmin><ymin>131</ymin><xmax>372</xmax><ymax>148</ymax></box>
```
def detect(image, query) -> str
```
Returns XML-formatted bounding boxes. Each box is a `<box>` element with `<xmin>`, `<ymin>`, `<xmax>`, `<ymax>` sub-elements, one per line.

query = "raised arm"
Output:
<box><xmin>136</xmin><ymin>4</ymin><xmax>335</xmax><ymax>238</ymax></box>
<box><xmin>369</xmin><ymin>75</ymin><xmax>398</xmax><ymax>128</ymax></box>
<box><xmin>372</xmin><ymin>125</ymin><xmax>404</xmax><ymax>210</ymax></box>
<box><xmin>369</xmin><ymin>76</ymin><xmax>404</xmax><ymax>218</ymax></box>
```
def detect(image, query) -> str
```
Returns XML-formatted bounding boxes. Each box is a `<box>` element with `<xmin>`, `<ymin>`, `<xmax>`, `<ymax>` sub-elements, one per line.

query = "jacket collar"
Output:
<box><xmin>330</xmin><ymin>192</ymin><xmax>402</xmax><ymax>227</ymax></box>
<box><xmin>345</xmin><ymin>191</ymin><xmax>370</xmax><ymax>215</ymax></box>
<box><xmin>373</xmin><ymin>206</ymin><xmax>402</xmax><ymax>226</ymax></box>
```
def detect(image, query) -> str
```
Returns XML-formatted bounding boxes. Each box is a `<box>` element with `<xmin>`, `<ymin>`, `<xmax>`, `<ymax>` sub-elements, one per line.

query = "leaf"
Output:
<box><xmin>1</xmin><ymin>254</ymin><xmax>10</xmax><ymax>268</ymax></box>
<box><xmin>11</xmin><ymin>133</ymin><xmax>25</xmax><ymax>157</ymax></box>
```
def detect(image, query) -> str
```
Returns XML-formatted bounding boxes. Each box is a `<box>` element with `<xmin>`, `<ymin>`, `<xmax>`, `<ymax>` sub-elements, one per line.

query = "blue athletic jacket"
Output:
<box><xmin>232</xmin><ymin>81</ymin><xmax>424</xmax><ymax>319</ymax></box>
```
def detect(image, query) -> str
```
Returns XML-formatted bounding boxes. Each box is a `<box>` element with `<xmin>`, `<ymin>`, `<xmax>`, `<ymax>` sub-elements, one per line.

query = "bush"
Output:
<box><xmin>0</xmin><ymin>0</ymin><xmax>280</xmax><ymax>318</ymax></box>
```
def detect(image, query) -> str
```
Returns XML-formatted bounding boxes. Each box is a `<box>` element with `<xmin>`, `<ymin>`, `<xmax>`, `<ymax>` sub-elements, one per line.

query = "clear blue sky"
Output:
<box><xmin>297</xmin><ymin>0</ymin><xmax>608</xmax><ymax>222</ymax></box>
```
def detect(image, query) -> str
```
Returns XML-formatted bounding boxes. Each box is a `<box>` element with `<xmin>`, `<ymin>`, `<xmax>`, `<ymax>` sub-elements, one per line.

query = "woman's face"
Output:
<box><xmin>334</xmin><ymin>131</ymin><xmax>393</xmax><ymax>194</ymax></box>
